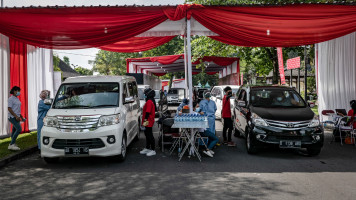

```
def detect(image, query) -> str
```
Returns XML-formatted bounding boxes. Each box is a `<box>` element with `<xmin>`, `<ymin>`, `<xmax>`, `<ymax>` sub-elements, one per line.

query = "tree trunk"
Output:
<box><xmin>265</xmin><ymin>47</ymin><xmax>279</xmax><ymax>84</ymax></box>
<box><xmin>168</xmin><ymin>73</ymin><xmax>173</xmax><ymax>90</ymax></box>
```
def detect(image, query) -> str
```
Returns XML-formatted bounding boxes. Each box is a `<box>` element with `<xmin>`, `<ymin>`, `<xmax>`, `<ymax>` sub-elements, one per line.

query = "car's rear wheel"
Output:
<box><xmin>246</xmin><ymin>129</ymin><xmax>258</xmax><ymax>154</ymax></box>
<box><xmin>43</xmin><ymin>157</ymin><xmax>59</xmax><ymax>164</ymax></box>
<box><xmin>307</xmin><ymin>147</ymin><xmax>321</xmax><ymax>156</ymax></box>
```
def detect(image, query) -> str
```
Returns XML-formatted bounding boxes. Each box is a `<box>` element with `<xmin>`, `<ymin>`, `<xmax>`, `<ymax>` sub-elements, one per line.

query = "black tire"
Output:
<box><xmin>246</xmin><ymin>129</ymin><xmax>258</xmax><ymax>154</ymax></box>
<box><xmin>134</xmin><ymin>119</ymin><xmax>140</xmax><ymax>142</ymax></box>
<box><xmin>114</xmin><ymin>135</ymin><xmax>127</xmax><ymax>162</ymax></box>
<box><xmin>307</xmin><ymin>147</ymin><xmax>321</xmax><ymax>156</ymax></box>
<box><xmin>43</xmin><ymin>157</ymin><xmax>59</xmax><ymax>164</ymax></box>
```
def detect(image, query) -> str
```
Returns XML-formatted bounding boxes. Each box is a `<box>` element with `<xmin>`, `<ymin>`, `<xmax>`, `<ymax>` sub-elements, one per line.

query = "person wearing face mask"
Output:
<box><xmin>199</xmin><ymin>91</ymin><xmax>217</xmax><ymax>135</ymax></box>
<box><xmin>7</xmin><ymin>86</ymin><xmax>24</xmax><ymax>151</ymax></box>
<box><xmin>140</xmin><ymin>88</ymin><xmax>157</xmax><ymax>157</ymax></box>
<box><xmin>222</xmin><ymin>86</ymin><xmax>236</xmax><ymax>146</ymax></box>
<box><xmin>37</xmin><ymin>90</ymin><xmax>51</xmax><ymax>151</ymax></box>
<box><xmin>194</xmin><ymin>103</ymin><xmax>219</xmax><ymax>158</ymax></box>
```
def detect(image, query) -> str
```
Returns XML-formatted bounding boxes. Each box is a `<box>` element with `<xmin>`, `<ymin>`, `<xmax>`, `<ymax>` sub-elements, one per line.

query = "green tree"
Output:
<box><xmin>73</xmin><ymin>66</ymin><xmax>93</xmax><ymax>76</ymax></box>
<box><xmin>53</xmin><ymin>54</ymin><xmax>61</xmax><ymax>71</ymax></box>
<box><xmin>91</xmin><ymin>51</ymin><xmax>141</xmax><ymax>75</ymax></box>
<box><xmin>63</xmin><ymin>56</ymin><xmax>70</xmax><ymax>66</ymax></box>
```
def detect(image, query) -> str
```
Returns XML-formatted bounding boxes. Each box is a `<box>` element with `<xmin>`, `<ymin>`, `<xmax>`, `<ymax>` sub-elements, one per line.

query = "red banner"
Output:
<box><xmin>277</xmin><ymin>47</ymin><xmax>286</xmax><ymax>85</ymax></box>
<box><xmin>287</xmin><ymin>57</ymin><xmax>301</xmax><ymax>69</ymax></box>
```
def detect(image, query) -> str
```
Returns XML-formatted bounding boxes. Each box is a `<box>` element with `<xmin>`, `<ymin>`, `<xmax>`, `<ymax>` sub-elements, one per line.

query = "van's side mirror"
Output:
<box><xmin>237</xmin><ymin>101</ymin><xmax>246</xmax><ymax>108</ymax></box>
<box><xmin>124</xmin><ymin>97</ymin><xmax>135</xmax><ymax>104</ymax></box>
<box><xmin>44</xmin><ymin>99</ymin><xmax>53</xmax><ymax>105</ymax></box>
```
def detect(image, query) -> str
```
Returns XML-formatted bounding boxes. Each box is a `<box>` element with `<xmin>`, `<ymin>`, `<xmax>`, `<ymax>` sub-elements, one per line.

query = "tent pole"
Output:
<box><xmin>184</xmin><ymin>34</ymin><xmax>188</xmax><ymax>93</ymax></box>
<box><xmin>187</xmin><ymin>19</ymin><xmax>193</xmax><ymax>113</ymax></box>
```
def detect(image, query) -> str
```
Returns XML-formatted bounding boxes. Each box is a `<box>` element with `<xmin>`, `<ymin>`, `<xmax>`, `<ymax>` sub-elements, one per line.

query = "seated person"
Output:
<box><xmin>272</xmin><ymin>92</ymin><xmax>301</xmax><ymax>107</ymax></box>
<box><xmin>338</xmin><ymin>100</ymin><xmax>356</xmax><ymax>129</ymax></box>
<box><xmin>193</xmin><ymin>103</ymin><xmax>218</xmax><ymax>158</ymax></box>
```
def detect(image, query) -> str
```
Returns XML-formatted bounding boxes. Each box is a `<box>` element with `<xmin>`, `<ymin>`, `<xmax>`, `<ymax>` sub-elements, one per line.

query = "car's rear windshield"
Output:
<box><xmin>250</xmin><ymin>88</ymin><xmax>306</xmax><ymax>108</ymax></box>
<box><xmin>169</xmin><ymin>89</ymin><xmax>185</xmax><ymax>99</ymax></box>
<box><xmin>53</xmin><ymin>82</ymin><xmax>119</xmax><ymax>109</ymax></box>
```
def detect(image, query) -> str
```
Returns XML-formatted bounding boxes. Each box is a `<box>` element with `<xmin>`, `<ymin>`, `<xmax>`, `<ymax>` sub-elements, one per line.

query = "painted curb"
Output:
<box><xmin>0</xmin><ymin>145</ymin><xmax>38</xmax><ymax>169</ymax></box>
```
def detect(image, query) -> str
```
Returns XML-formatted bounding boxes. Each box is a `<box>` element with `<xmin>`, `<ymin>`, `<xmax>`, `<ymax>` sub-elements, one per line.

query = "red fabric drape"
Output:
<box><xmin>150</xmin><ymin>54</ymin><xmax>184</xmax><ymax>65</ymax></box>
<box><xmin>2</xmin><ymin>4</ymin><xmax>356</xmax><ymax>49</ymax></box>
<box><xmin>127</xmin><ymin>54</ymin><xmax>184</xmax><ymax>65</ymax></box>
<box><xmin>152</xmin><ymin>73</ymin><xmax>167</xmax><ymax>76</ymax></box>
<box><xmin>193</xmin><ymin>4</ymin><xmax>356</xmax><ymax>47</ymax></box>
<box><xmin>10</xmin><ymin>39</ymin><xmax>29</xmax><ymax>133</ymax></box>
<box><xmin>0</xmin><ymin>6</ymin><xmax>185</xmax><ymax>49</ymax></box>
<box><xmin>99</xmin><ymin>36</ymin><xmax>176</xmax><ymax>52</ymax></box>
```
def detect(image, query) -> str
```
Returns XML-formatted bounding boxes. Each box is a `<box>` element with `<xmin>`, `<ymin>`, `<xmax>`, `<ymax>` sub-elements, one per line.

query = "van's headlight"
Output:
<box><xmin>309</xmin><ymin>115</ymin><xmax>320</xmax><ymax>127</ymax></box>
<box><xmin>251</xmin><ymin>113</ymin><xmax>268</xmax><ymax>127</ymax></box>
<box><xmin>43</xmin><ymin>116</ymin><xmax>58</xmax><ymax>127</ymax></box>
<box><xmin>98</xmin><ymin>114</ymin><xmax>120</xmax><ymax>127</ymax></box>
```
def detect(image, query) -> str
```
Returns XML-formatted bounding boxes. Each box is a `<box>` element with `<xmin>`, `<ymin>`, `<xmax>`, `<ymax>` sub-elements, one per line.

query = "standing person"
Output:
<box><xmin>140</xmin><ymin>88</ymin><xmax>157</xmax><ymax>156</ymax></box>
<box><xmin>7</xmin><ymin>86</ymin><xmax>23</xmax><ymax>151</ymax></box>
<box><xmin>222</xmin><ymin>86</ymin><xmax>236</xmax><ymax>146</ymax></box>
<box><xmin>199</xmin><ymin>91</ymin><xmax>217</xmax><ymax>134</ymax></box>
<box><xmin>37</xmin><ymin>90</ymin><xmax>51</xmax><ymax>151</ymax></box>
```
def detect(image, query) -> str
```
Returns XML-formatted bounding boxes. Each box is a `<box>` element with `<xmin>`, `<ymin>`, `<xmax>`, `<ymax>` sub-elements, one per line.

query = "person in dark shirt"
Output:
<box><xmin>140</xmin><ymin>88</ymin><xmax>157</xmax><ymax>157</ymax></box>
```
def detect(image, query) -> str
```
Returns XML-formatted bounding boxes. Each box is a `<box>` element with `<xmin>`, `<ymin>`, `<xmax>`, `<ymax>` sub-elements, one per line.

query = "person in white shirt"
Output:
<box><xmin>7</xmin><ymin>86</ymin><xmax>24</xmax><ymax>151</ymax></box>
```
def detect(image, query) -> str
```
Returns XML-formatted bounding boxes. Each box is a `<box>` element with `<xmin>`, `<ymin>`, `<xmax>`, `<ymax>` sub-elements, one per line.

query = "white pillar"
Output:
<box><xmin>184</xmin><ymin>35</ymin><xmax>188</xmax><ymax>93</ymax></box>
<box><xmin>187</xmin><ymin>19</ymin><xmax>193</xmax><ymax>113</ymax></box>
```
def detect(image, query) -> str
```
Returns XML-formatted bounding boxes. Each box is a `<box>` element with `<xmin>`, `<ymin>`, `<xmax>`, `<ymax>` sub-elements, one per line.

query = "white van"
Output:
<box><xmin>210</xmin><ymin>85</ymin><xmax>240</xmax><ymax>119</ymax></box>
<box><xmin>41</xmin><ymin>76</ymin><xmax>141</xmax><ymax>163</ymax></box>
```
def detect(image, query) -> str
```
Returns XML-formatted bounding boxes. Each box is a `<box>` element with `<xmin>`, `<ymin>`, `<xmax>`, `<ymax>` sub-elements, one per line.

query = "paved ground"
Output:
<box><xmin>1</xmin><ymin>121</ymin><xmax>356</xmax><ymax>200</ymax></box>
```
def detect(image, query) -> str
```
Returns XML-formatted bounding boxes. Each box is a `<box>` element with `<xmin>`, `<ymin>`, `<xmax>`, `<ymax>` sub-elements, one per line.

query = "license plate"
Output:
<box><xmin>279</xmin><ymin>140</ymin><xmax>301</xmax><ymax>148</ymax></box>
<box><xmin>64</xmin><ymin>147</ymin><xmax>89</xmax><ymax>155</ymax></box>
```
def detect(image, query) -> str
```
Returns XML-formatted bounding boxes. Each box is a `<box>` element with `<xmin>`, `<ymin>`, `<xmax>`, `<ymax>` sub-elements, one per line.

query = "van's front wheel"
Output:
<box><xmin>43</xmin><ymin>157</ymin><xmax>59</xmax><ymax>164</ymax></box>
<box><xmin>115</xmin><ymin>135</ymin><xmax>127</xmax><ymax>162</ymax></box>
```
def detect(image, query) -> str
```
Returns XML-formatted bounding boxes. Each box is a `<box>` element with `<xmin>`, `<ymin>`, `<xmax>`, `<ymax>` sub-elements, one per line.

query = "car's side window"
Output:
<box><xmin>132</xmin><ymin>82</ymin><xmax>138</xmax><ymax>98</ymax></box>
<box><xmin>123</xmin><ymin>82</ymin><xmax>128</xmax><ymax>100</ymax></box>
<box><xmin>127</xmin><ymin>82</ymin><xmax>134</xmax><ymax>98</ymax></box>
<box><xmin>238</xmin><ymin>89</ymin><xmax>246</xmax><ymax>101</ymax></box>
<box><xmin>219</xmin><ymin>89</ymin><xmax>223</xmax><ymax>97</ymax></box>
<box><xmin>210</xmin><ymin>88</ymin><xmax>215</xmax><ymax>97</ymax></box>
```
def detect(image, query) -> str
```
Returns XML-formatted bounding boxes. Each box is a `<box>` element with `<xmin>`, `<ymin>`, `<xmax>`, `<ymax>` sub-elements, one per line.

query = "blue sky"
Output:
<box><xmin>3</xmin><ymin>0</ymin><xmax>185</xmax><ymax>69</ymax></box>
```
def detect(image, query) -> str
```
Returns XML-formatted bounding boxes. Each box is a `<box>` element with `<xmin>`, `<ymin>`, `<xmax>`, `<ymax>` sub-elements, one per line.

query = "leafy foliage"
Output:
<box><xmin>74</xmin><ymin>66</ymin><xmax>93</xmax><ymax>76</ymax></box>
<box><xmin>63</xmin><ymin>56</ymin><xmax>70</xmax><ymax>66</ymax></box>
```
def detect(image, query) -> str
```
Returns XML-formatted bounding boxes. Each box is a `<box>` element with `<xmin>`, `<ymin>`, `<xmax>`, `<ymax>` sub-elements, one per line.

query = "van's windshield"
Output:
<box><xmin>168</xmin><ymin>89</ymin><xmax>185</xmax><ymax>99</ymax></box>
<box><xmin>53</xmin><ymin>83</ymin><xmax>120</xmax><ymax>109</ymax></box>
<box><xmin>250</xmin><ymin>89</ymin><xmax>306</xmax><ymax>108</ymax></box>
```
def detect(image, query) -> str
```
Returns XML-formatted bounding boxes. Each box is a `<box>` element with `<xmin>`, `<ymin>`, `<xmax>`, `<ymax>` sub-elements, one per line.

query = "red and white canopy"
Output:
<box><xmin>126</xmin><ymin>54</ymin><xmax>239</xmax><ymax>77</ymax></box>
<box><xmin>1</xmin><ymin>4</ymin><xmax>356</xmax><ymax>50</ymax></box>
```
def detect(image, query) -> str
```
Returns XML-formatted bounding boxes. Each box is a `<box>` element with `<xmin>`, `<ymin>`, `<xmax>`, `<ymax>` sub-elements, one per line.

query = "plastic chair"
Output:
<box><xmin>338</xmin><ymin>116</ymin><xmax>354</xmax><ymax>145</ymax></box>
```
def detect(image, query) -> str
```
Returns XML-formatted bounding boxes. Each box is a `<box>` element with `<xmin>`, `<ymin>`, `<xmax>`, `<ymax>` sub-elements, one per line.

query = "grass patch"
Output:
<box><xmin>311</xmin><ymin>105</ymin><xmax>318</xmax><ymax>115</ymax></box>
<box><xmin>0</xmin><ymin>132</ymin><xmax>37</xmax><ymax>159</ymax></box>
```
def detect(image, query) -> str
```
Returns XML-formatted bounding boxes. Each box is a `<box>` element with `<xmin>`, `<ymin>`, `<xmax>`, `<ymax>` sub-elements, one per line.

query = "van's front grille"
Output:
<box><xmin>57</xmin><ymin>115</ymin><xmax>100</xmax><ymax>132</ymax></box>
<box><xmin>52</xmin><ymin>139</ymin><xmax>105</xmax><ymax>149</ymax></box>
<box><xmin>265</xmin><ymin>119</ymin><xmax>310</xmax><ymax>130</ymax></box>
